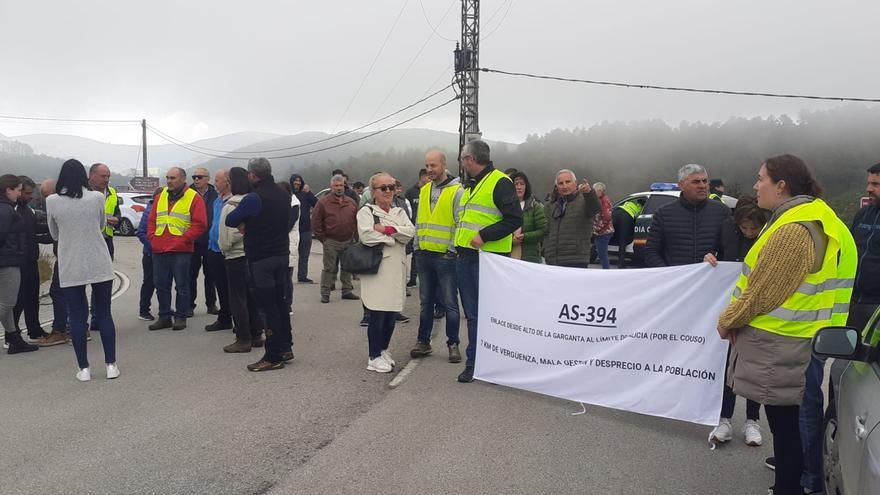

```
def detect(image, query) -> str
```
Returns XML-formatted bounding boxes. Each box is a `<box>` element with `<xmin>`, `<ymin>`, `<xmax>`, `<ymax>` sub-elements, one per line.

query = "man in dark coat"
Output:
<box><xmin>13</xmin><ymin>176</ymin><xmax>51</xmax><ymax>341</ymax></box>
<box><xmin>644</xmin><ymin>164</ymin><xmax>731</xmax><ymax>267</ymax></box>
<box><xmin>542</xmin><ymin>169</ymin><xmax>601</xmax><ymax>268</ymax></box>
<box><xmin>848</xmin><ymin>162</ymin><xmax>880</xmax><ymax>329</ymax></box>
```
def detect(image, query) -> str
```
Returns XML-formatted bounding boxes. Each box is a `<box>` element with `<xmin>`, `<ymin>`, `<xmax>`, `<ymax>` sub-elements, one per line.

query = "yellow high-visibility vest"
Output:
<box><xmin>102</xmin><ymin>186</ymin><xmax>118</xmax><ymax>237</ymax></box>
<box><xmin>709</xmin><ymin>193</ymin><xmax>722</xmax><ymax>201</ymax></box>
<box><xmin>154</xmin><ymin>187</ymin><xmax>197</xmax><ymax>236</ymax></box>
<box><xmin>731</xmin><ymin>198</ymin><xmax>857</xmax><ymax>338</ymax></box>
<box><xmin>416</xmin><ymin>182</ymin><xmax>460</xmax><ymax>253</ymax></box>
<box><xmin>454</xmin><ymin>169</ymin><xmax>512</xmax><ymax>253</ymax></box>
<box><xmin>617</xmin><ymin>200</ymin><xmax>642</xmax><ymax>219</ymax></box>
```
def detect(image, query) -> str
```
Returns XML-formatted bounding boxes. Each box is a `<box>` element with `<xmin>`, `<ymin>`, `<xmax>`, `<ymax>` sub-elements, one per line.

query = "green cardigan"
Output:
<box><xmin>520</xmin><ymin>196</ymin><xmax>546</xmax><ymax>262</ymax></box>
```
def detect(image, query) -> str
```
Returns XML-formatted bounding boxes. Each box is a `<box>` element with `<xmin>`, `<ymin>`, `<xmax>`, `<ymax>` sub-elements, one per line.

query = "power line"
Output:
<box><xmin>149</xmin><ymin>95</ymin><xmax>459</xmax><ymax>161</ymax></box>
<box><xmin>331</xmin><ymin>0</ymin><xmax>411</xmax><ymax>133</ymax></box>
<box><xmin>367</xmin><ymin>0</ymin><xmax>458</xmax><ymax>121</ymax></box>
<box><xmin>418</xmin><ymin>0</ymin><xmax>457</xmax><ymax>42</ymax></box>
<box><xmin>147</xmin><ymin>83</ymin><xmax>455</xmax><ymax>155</ymax></box>
<box><xmin>481</xmin><ymin>68</ymin><xmax>880</xmax><ymax>103</ymax></box>
<box><xmin>0</xmin><ymin>114</ymin><xmax>140</xmax><ymax>124</ymax></box>
<box><xmin>481</xmin><ymin>0</ymin><xmax>514</xmax><ymax>41</ymax></box>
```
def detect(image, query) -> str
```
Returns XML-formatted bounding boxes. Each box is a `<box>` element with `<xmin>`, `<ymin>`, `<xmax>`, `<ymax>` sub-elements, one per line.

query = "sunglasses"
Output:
<box><xmin>191</xmin><ymin>175</ymin><xmax>207</xmax><ymax>180</ymax></box>
<box><xmin>373</xmin><ymin>184</ymin><xmax>395</xmax><ymax>193</ymax></box>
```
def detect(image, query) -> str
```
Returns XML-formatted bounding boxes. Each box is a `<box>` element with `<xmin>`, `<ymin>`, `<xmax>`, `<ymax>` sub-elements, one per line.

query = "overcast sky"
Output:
<box><xmin>1</xmin><ymin>0</ymin><xmax>879</xmax><ymax>146</ymax></box>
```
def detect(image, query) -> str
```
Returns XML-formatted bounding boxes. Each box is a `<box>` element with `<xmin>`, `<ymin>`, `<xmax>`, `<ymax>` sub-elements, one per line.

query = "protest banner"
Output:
<box><xmin>475</xmin><ymin>253</ymin><xmax>741</xmax><ymax>425</ymax></box>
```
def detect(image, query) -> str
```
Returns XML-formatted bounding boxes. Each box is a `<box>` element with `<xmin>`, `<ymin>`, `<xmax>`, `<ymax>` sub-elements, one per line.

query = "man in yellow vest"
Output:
<box><xmin>146</xmin><ymin>167</ymin><xmax>207</xmax><ymax>331</ymax></box>
<box><xmin>88</xmin><ymin>163</ymin><xmax>120</xmax><ymax>260</ymax></box>
<box><xmin>409</xmin><ymin>150</ymin><xmax>465</xmax><ymax>363</ymax></box>
<box><xmin>454</xmin><ymin>140</ymin><xmax>522</xmax><ymax>383</ymax></box>
<box><xmin>612</xmin><ymin>198</ymin><xmax>643</xmax><ymax>268</ymax></box>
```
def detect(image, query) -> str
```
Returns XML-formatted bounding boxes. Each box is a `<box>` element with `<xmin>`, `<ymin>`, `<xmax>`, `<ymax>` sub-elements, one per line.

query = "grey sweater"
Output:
<box><xmin>47</xmin><ymin>191</ymin><xmax>114</xmax><ymax>288</ymax></box>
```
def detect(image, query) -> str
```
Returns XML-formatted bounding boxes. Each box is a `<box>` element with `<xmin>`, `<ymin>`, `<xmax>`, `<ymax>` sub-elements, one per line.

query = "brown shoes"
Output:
<box><xmin>282</xmin><ymin>352</ymin><xmax>294</xmax><ymax>362</ymax></box>
<box><xmin>172</xmin><ymin>318</ymin><xmax>187</xmax><ymax>331</ymax></box>
<box><xmin>410</xmin><ymin>341</ymin><xmax>433</xmax><ymax>358</ymax></box>
<box><xmin>247</xmin><ymin>359</ymin><xmax>284</xmax><ymax>372</ymax></box>
<box><xmin>223</xmin><ymin>339</ymin><xmax>252</xmax><ymax>353</ymax></box>
<box><xmin>35</xmin><ymin>331</ymin><xmax>67</xmax><ymax>347</ymax></box>
<box><xmin>148</xmin><ymin>318</ymin><xmax>173</xmax><ymax>331</ymax></box>
<box><xmin>448</xmin><ymin>343</ymin><xmax>462</xmax><ymax>363</ymax></box>
<box><xmin>251</xmin><ymin>336</ymin><xmax>265</xmax><ymax>348</ymax></box>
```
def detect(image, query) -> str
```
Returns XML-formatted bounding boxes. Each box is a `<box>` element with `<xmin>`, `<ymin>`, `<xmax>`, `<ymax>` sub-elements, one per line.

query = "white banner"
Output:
<box><xmin>474</xmin><ymin>253</ymin><xmax>741</xmax><ymax>426</ymax></box>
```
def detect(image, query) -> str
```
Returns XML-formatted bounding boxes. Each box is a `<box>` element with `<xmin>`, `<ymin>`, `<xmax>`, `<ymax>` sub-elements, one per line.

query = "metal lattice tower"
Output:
<box><xmin>456</xmin><ymin>0</ymin><xmax>480</xmax><ymax>179</ymax></box>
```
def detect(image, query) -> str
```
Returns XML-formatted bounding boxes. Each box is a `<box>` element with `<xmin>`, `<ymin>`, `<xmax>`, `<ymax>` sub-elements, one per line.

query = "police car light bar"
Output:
<box><xmin>649</xmin><ymin>182</ymin><xmax>680</xmax><ymax>191</ymax></box>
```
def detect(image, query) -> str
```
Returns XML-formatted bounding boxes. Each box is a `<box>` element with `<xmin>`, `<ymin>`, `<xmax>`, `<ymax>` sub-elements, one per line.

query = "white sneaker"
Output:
<box><xmin>106</xmin><ymin>363</ymin><xmax>120</xmax><ymax>379</ymax></box>
<box><xmin>367</xmin><ymin>357</ymin><xmax>392</xmax><ymax>373</ymax></box>
<box><xmin>744</xmin><ymin>419</ymin><xmax>763</xmax><ymax>446</ymax></box>
<box><xmin>380</xmin><ymin>350</ymin><xmax>395</xmax><ymax>367</ymax></box>
<box><xmin>76</xmin><ymin>368</ymin><xmax>91</xmax><ymax>382</ymax></box>
<box><xmin>710</xmin><ymin>418</ymin><xmax>733</xmax><ymax>443</ymax></box>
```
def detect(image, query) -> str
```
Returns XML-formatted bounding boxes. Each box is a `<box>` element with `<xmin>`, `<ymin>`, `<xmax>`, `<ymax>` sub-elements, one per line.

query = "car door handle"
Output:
<box><xmin>855</xmin><ymin>415</ymin><xmax>867</xmax><ymax>440</ymax></box>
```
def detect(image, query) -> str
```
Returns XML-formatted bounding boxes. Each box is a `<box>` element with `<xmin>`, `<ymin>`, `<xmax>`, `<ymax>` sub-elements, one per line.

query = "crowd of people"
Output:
<box><xmin>1</xmin><ymin>140</ymin><xmax>878</xmax><ymax>495</ymax></box>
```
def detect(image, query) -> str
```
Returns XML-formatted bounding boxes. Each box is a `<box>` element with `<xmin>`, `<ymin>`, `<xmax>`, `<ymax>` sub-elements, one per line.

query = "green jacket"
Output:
<box><xmin>520</xmin><ymin>196</ymin><xmax>546</xmax><ymax>262</ymax></box>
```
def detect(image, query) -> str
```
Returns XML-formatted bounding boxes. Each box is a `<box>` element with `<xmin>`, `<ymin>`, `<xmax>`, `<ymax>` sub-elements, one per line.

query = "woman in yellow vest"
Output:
<box><xmin>715</xmin><ymin>154</ymin><xmax>856</xmax><ymax>495</ymax></box>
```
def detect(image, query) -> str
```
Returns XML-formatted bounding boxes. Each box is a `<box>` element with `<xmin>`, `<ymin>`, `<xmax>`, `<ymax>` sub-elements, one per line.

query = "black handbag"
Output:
<box><xmin>341</xmin><ymin>209</ymin><xmax>384</xmax><ymax>275</ymax></box>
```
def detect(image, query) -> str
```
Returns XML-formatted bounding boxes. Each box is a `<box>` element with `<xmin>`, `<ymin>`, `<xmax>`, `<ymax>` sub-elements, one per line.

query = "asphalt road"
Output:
<box><xmin>1</xmin><ymin>237</ymin><xmax>778</xmax><ymax>494</ymax></box>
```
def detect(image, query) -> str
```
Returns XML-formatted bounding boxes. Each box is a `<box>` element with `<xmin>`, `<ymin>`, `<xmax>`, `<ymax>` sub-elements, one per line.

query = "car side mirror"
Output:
<box><xmin>812</xmin><ymin>326</ymin><xmax>860</xmax><ymax>359</ymax></box>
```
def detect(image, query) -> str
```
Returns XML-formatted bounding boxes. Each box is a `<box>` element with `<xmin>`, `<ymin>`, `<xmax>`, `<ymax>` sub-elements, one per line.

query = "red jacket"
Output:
<box><xmin>147</xmin><ymin>186</ymin><xmax>207</xmax><ymax>254</ymax></box>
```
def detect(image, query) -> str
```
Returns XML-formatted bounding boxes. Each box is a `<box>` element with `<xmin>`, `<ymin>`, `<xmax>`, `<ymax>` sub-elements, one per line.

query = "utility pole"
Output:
<box><xmin>141</xmin><ymin>119</ymin><xmax>148</xmax><ymax>177</ymax></box>
<box><xmin>456</xmin><ymin>0</ymin><xmax>480</xmax><ymax>179</ymax></box>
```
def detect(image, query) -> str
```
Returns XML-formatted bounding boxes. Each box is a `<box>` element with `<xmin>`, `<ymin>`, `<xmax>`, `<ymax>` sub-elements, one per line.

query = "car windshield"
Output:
<box><xmin>642</xmin><ymin>195</ymin><xmax>677</xmax><ymax>215</ymax></box>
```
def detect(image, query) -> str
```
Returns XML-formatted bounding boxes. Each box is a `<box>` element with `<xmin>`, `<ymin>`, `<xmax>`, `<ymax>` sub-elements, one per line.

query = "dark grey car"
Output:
<box><xmin>813</xmin><ymin>307</ymin><xmax>880</xmax><ymax>494</ymax></box>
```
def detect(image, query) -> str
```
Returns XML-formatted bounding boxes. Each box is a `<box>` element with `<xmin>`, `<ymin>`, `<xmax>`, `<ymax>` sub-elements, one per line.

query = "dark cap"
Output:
<box><xmin>709</xmin><ymin>178</ymin><xmax>724</xmax><ymax>187</ymax></box>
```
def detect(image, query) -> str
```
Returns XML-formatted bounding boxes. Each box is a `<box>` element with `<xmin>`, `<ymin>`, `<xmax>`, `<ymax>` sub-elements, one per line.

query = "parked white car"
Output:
<box><xmin>116</xmin><ymin>192</ymin><xmax>153</xmax><ymax>236</ymax></box>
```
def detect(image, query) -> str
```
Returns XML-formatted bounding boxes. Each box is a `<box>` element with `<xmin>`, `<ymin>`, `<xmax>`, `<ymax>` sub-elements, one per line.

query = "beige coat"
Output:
<box><xmin>357</xmin><ymin>204</ymin><xmax>415</xmax><ymax>312</ymax></box>
<box><xmin>728</xmin><ymin>325</ymin><xmax>812</xmax><ymax>406</ymax></box>
<box><xmin>218</xmin><ymin>195</ymin><xmax>245</xmax><ymax>259</ymax></box>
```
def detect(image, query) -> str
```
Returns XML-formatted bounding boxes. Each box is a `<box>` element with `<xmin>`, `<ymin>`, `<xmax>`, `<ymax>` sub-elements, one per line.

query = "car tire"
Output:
<box><xmin>118</xmin><ymin>218</ymin><xmax>134</xmax><ymax>236</ymax></box>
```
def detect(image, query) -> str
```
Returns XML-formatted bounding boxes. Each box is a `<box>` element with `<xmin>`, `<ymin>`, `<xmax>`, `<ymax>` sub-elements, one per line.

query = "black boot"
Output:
<box><xmin>6</xmin><ymin>332</ymin><xmax>39</xmax><ymax>354</ymax></box>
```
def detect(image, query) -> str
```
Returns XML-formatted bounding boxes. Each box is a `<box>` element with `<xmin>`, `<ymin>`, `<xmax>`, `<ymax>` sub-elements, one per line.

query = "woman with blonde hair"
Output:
<box><xmin>357</xmin><ymin>172</ymin><xmax>415</xmax><ymax>372</ymax></box>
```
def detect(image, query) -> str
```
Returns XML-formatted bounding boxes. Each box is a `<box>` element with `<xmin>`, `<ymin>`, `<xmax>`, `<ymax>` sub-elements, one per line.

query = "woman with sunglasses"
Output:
<box><xmin>357</xmin><ymin>173</ymin><xmax>415</xmax><ymax>373</ymax></box>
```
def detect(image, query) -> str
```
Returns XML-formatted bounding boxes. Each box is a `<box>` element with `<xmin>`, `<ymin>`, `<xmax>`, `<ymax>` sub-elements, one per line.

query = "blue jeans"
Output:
<box><xmin>594</xmin><ymin>233</ymin><xmax>612</xmax><ymax>269</ymax></box>
<box><xmin>800</xmin><ymin>355</ymin><xmax>825</xmax><ymax>491</ymax></box>
<box><xmin>139</xmin><ymin>253</ymin><xmax>155</xmax><ymax>315</ymax></box>
<box><xmin>415</xmin><ymin>251</ymin><xmax>460</xmax><ymax>345</ymax></box>
<box><xmin>153</xmin><ymin>252</ymin><xmax>192</xmax><ymax>320</ymax></box>
<box><xmin>63</xmin><ymin>280</ymin><xmax>116</xmax><ymax>369</ymax></box>
<box><xmin>367</xmin><ymin>310</ymin><xmax>397</xmax><ymax>358</ymax></box>
<box><xmin>456</xmin><ymin>256</ymin><xmax>480</xmax><ymax>367</ymax></box>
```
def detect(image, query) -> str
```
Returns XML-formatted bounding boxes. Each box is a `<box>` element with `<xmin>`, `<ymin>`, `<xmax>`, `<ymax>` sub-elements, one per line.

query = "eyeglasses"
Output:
<box><xmin>191</xmin><ymin>175</ymin><xmax>207</xmax><ymax>180</ymax></box>
<box><xmin>373</xmin><ymin>185</ymin><xmax>395</xmax><ymax>193</ymax></box>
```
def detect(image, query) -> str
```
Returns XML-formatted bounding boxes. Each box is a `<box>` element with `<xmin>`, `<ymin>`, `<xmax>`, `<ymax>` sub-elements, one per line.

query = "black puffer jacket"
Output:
<box><xmin>0</xmin><ymin>196</ymin><xmax>25</xmax><ymax>267</ymax></box>
<box><xmin>851</xmin><ymin>204</ymin><xmax>880</xmax><ymax>304</ymax></box>
<box><xmin>644</xmin><ymin>196</ymin><xmax>730</xmax><ymax>267</ymax></box>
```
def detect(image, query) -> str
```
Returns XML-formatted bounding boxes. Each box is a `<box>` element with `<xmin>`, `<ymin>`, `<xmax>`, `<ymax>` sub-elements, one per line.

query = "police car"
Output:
<box><xmin>607</xmin><ymin>182</ymin><xmax>737</xmax><ymax>265</ymax></box>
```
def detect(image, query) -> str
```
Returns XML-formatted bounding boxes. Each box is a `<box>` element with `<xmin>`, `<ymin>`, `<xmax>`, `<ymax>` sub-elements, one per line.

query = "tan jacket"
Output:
<box><xmin>357</xmin><ymin>204</ymin><xmax>415</xmax><ymax>312</ymax></box>
<box><xmin>218</xmin><ymin>195</ymin><xmax>245</xmax><ymax>259</ymax></box>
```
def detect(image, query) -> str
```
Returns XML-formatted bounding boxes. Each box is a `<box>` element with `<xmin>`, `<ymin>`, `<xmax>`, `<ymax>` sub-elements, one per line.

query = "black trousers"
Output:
<box><xmin>611</xmin><ymin>209</ymin><xmax>635</xmax><ymax>268</ymax></box>
<box><xmin>14</xmin><ymin>259</ymin><xmax>42</xmax><ymax>337</ymax></box>
<box><xmin>139</xmin><ymin>254</ymin><xmax>155</xmax><ymax>315</ymax></box>
<box><xmin>225</xmin><ymin>257</ymin><xmax>263</xmax><ymax>341</ymax></box>
<box><xmin>203</xmin><ymin>249</ymin><xmax>231</xmax><ymax>325</ymax></box>
<box><xmin>249</xmin><ymin>255</ymin><xmax>292</xmax><ymax>363</ymax></box>
<box><xmin>190</xmin><ymin>245</ymin><xmax>217</xmax><ymax>309</ymax></box>
<box><xmin>765</xmin><ymin>404</ymin><xmax>803</xmax><ymax>495</ymax></box>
